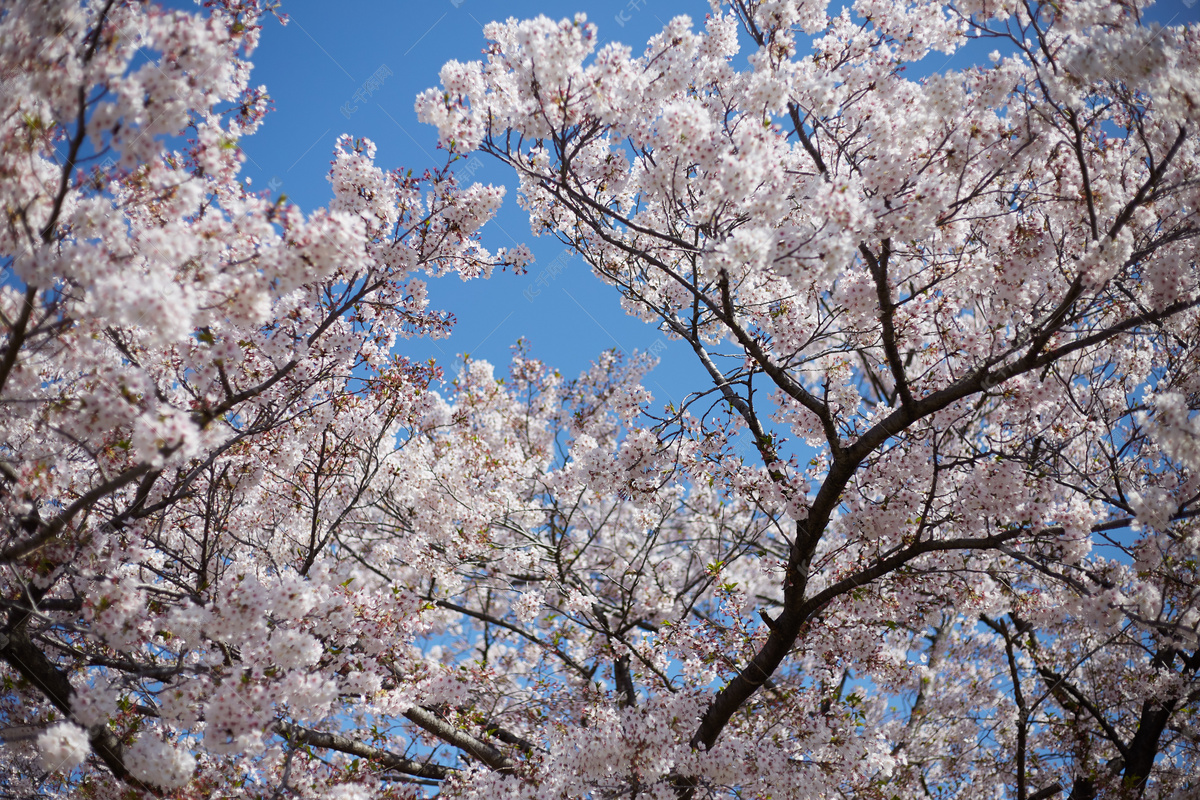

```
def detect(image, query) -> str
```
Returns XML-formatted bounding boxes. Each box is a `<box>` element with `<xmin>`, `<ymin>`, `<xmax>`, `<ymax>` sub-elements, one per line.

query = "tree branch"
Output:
<box><xmin>273</xmin><ymin>720</ymin><xmax>451</xmax><ymax>780</ymax></box>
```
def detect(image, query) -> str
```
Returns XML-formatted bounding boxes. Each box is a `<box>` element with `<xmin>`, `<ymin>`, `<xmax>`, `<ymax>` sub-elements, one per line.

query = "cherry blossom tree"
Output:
<box><xmin>0</xmin><ymin>0</ymin><xmax>530</xmax><ymax>796</ymax></box>
<box><xmin>411</xmin><ymin>0</ymin><xmax>1200</xmax><ymax>797</ymax></box>
<box><xmin>4</xmin><ymin>0</ymin><xmax>1200</xmax><ymax>799</ymax></box>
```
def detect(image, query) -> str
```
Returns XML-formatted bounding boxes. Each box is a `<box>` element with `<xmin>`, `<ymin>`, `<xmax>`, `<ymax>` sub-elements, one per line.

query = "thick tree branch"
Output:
<box><xmin>402</xmin><ymin>705</ymin><xmax>515</xmax><ymax>774</ymax></box>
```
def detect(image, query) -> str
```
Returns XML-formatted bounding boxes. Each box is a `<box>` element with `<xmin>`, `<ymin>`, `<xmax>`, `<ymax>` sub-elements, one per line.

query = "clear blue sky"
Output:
<box><xmin>233</xmin><ymin>0</ymin><xmax>1199</xmax><ymax>407</ymax></box>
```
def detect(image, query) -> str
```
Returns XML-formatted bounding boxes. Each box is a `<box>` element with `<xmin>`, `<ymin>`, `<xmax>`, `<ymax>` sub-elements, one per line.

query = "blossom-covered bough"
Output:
<box><xmin>3</xmin><ymin>0</ymin><xmax>1200</xmax><ymax>798</ymax></box>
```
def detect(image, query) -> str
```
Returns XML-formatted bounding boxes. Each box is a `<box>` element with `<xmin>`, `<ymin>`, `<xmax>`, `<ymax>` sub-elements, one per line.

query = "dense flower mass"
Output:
<box><xmin>35</xmin><ymin>723</ymin><xmax>90</xmax><ymax>773</ymax></box>
<box><xmin>1</xmin><ymin>0</ymin><xmax>1199</xmax><ymax>799</ymax></box>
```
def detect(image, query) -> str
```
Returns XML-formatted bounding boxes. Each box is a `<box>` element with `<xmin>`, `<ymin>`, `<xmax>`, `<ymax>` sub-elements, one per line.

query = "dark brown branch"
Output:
<box><xmin>0</xmin><ymin>286</ymin><xmax>37</xmax><ymax>399</ymax></box>
<box><xmin>0</xmin><ymin>463</ymin><xmax>155</xmax><ymax>563</ymax></box>
<box><xmin>860</xmin><ymin>239</ymin><xmax>914</xmax><ymax>410</ymax></box>
<box><xmin>0</xmin><ymin>627</ymin><xmax>131</xmax><ymax>785</ymax></box>
<box><xmin>273</xmin><ymin>720</ymin><xmax>450</xmax><ymax>780</ymax></box>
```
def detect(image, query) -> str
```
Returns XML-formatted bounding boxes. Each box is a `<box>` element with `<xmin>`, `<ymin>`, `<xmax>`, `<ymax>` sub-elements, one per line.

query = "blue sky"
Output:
<box><xmin>235</xmin><ymin>0</ymin><xmax>710</xmax><ymax>408</ymax></box>
<box><xmin>232</xmin><ymin>0</ymin><xmax>1200</xmax><ymax>409</ymax></box>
